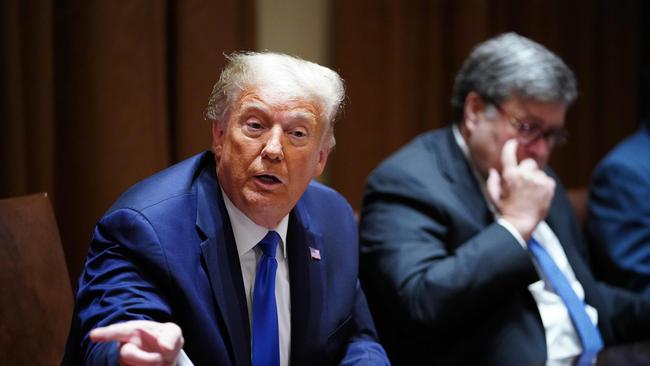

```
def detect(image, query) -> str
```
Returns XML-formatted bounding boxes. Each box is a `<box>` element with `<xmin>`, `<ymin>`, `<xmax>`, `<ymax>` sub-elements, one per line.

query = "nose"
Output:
<box><xmin>261</xmin><ymin>126</ymin><xmax>284</xmax><ymax>161</ymax></box>
<box><xmin>523</xmin><ymin>136</ymin><xmax>552</xmax><ymax>166</ymax></box>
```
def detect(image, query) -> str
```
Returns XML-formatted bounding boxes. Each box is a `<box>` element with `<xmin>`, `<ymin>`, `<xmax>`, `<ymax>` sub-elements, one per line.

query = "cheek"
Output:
<box><xmin>483</xmin><ymin>129</ymin><xmax>503</xmax><ymax>157</ymax></box>
<box><xmin>218</xmin><ymin>141</ymin><xmax>246</xmax><ymax>173</ymax></box>
<box><xmin>287</xmin><ymin>152</ymin><xmax>320</xmax><ymax>184</ymax></box>
<box><xmin>225</xmin><ymin>132</ymin><xmax>256</xmax><ymax>160</ymax></box>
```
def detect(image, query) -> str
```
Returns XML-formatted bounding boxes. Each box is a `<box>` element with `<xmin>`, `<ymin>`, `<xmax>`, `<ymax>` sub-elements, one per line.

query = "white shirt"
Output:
<box><xmin>222</xmin><ymin>189</ymin><xmax>291</xmax><ymax>366</ymax></box>
<box><xmin>452</xmin><ymin>126</ymin><xmax>598</xmax><ymax>360</ymax></box>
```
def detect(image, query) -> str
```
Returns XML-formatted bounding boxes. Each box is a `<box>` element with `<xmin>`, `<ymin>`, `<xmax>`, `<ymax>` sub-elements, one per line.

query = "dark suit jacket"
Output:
<box><xmin>64</xmin><ymin>151</ymin><xmax>387</xmax><ymax>366</ymax></box>
<box><xmin>587</xmin><ymin>121</ymin><xmax>650</xmax><ymax>296</ymax></box>
<box><xmin>359</xmin><ymin>127</ymin><xmax>650</xmax><ymax>366</ymax></box>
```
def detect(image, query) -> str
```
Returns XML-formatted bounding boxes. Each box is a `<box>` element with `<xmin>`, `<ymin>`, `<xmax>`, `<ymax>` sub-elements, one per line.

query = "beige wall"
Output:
<box><xmin>256</xmin><ymin>0</ymin><xmax>330</xmax><ymax>65</ymax></box>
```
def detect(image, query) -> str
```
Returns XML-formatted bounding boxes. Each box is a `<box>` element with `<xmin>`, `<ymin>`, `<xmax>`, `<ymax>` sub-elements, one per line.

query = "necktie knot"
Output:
<box><xmin>258</xmin><ymin>231</ymin><xmax>280</xmax><ymax>258</ymax></box>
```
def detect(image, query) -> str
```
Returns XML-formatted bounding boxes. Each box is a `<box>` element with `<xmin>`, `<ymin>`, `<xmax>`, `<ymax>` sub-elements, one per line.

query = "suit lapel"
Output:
<box><xmin>195</xmin><ymin>162</ymin><xmax>251</xmax><ymax>366</ymax></box>
<box><xmin>287</xmin><ymin>199</ymin><xmax>326</xmax><ymax>365</ymax></box>
<box><xmin>435</xmin><ymin>127</ymin><xmax>493</xmax><ymax>225</ymax></box>
<box><xmin>545</xmin><ymin>194</ymin><xmax>569</xmax><ymax>249</ymax></box>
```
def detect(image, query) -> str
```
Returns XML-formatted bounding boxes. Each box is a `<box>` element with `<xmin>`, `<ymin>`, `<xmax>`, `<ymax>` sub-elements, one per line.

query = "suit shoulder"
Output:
<box><xmin>303</xmin><ymin>180</ymin><xmax>351</xmax><ymax>210</ymax></box>
<box><xmin>108</xmin><ymin>152</ymin><xmax>213</xmax><ymax>213</ymax></box>
<box><xmin>298</xmin><ymin>181</ymin><xmax>356</xmax><ymax>227</ymax></box>
<box><xmin>597</xmin><ymin>127</ymin><xmax>650</xmax><ymax>175</ymax></box>
<box><xmin>373</xmin><ymin>130</ymin><xmax>442</xmax><ymax>176</ymax></box>
<box><xmin>367</xmin><ymin>129</ymin><xmax>446</xmax><ymax>193</ymax></box>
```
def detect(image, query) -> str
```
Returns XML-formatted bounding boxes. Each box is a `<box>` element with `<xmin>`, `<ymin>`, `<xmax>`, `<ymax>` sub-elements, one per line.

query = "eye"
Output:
<box><xmin>246</xmin><ymin>120</ymin><xmax>263</xmax><ymax>130</ymax></box>
<box><xmin>287</xmin><ymin>125</ymin><xmax>309</xmax><ymax>140</ymax></box>
<box><xmin>290</xmin><ymin>130</ymin><xmax>307</xmax><ymax>138</ymax></box>
<box><xmin>243</xmin><ymin>118</ymin><xmax>265</xmax><ymax>135</ymax></box>
<box><xmin>518</xmin><ymin>122</ymin><xmax>536</xmax><ymax>136</ymax></box>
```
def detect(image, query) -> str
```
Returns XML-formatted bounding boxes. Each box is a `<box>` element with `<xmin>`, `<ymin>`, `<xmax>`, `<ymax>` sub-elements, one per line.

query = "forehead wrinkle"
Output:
<box><xmin>239</xmin><ymin>97</ymin><xmax>320</xmax><ymax>123</ymax></box>
<box><xmin>238</xmin><ymin>100</ymin><xmax>269</xmax><ymax>115</ymax></box>
<box><xmin>284</xmin><ymin>109</ymin><xmax>318</xmax><ymax>123</ymax></box>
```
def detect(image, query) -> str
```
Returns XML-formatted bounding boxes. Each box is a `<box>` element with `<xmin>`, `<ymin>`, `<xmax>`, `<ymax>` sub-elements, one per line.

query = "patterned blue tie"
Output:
<box><xmin>528</xmin><ymin>237</ymin><xmax>604</xmax><ymax>353</ymax></box>
<box><xmin>252</xmin><ymin>231</ymin><xmax>281</xmax><ymax>366</ymax></box>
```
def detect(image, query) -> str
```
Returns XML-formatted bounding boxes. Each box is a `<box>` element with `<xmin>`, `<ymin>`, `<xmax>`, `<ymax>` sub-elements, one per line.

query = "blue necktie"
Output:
<box><xmin>252</xmin><ymin>231</ymin><xmax>281</xmax><ymax>366</ymax></box>
<box><xmin>528</xmin><ymin>237</ymin><xmax>604</xmax><ymax>353</ymax></box>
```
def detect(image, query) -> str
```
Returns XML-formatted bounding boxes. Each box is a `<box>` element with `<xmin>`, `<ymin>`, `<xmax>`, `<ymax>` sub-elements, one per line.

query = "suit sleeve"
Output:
<box><xmin>587</xmin><ymin>159</ymin><xmax>650</xmax><ymax>295</ymax></box>
<box><xmin>338</xmin><ymin>281</ymin><xmax>390</xmax><ymax>365</ymax></box>
<box><xmin>73</xmin><ymin>208</ymin><xmax>174</xmax><ymax>364</ymax></box>
<box><xmin>595</xmin><ymin>281</ymin><xmax>650</xmax><ymax>343</ymax></box>
<box><xmin>359</xmin><ymin>169</ymin><xmax>538</xmax><ymax>335</ymax></box>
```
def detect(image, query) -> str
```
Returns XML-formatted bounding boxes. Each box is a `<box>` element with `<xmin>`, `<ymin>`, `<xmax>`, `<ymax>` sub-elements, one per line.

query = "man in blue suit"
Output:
<box><xmin>65</xmin><ymin>52</ymin><xmax>389</xmax><ymax>366</ymax></box>
<box><xmin>359</xmin><ymin>33</ymin><xmax>650</xmax><ymax>366</ymax></box>
<box><xmin>587</xmin><ymin>119</ymin><xmax>650</xmax><ymax>295</ymax></box>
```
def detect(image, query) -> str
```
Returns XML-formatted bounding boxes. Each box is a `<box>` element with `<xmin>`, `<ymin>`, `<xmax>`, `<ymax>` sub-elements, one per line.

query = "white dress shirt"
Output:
<box><xmin>452</xmin><ymin>126</ymin><xmax>598</xmax><ymax>360</ymax></box>
<box><xmin>222</xmin><ymin>189</ymin><xmax>291</xmax><ymax>366</ymax></box>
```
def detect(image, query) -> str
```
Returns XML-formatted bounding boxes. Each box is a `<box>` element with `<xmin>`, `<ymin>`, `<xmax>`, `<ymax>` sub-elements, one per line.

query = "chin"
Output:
<box><xmin>242</xmin><ymin>192</ymin><xmax>283</xmax><ymax>211</ymax></box>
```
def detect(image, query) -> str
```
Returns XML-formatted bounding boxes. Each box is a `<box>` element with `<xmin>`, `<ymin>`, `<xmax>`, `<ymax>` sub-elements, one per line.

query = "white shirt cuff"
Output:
<box><xmin>177</xmin><ymin>349</ymin><xmax>194</xmax><ymax>366</ymax></box>
<box><xmin>497</xmin><ymin>218</ymin><xmax>527</xmax><ymax>248</ymax></box>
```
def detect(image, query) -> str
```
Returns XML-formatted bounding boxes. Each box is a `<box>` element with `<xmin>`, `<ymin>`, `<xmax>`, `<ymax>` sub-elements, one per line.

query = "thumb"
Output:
<box><xmin>486</xmin><ymin>168</ymin><xmax>502</xmax><ymax>206</ymax></box>
<box><xmin>157</xmin><ymin>323</ymin><xmax>184</xmax><ymax>364</ymax></box>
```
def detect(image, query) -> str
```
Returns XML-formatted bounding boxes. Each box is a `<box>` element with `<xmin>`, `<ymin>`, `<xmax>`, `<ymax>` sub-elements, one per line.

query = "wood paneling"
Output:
<box><xmin>1</xmin><ymin>0</ymin><xmax>255</xmax><ymax>284</ymax></box>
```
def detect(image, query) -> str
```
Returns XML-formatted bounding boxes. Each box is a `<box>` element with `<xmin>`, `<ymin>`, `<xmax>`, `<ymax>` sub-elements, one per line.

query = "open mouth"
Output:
<box><xmin>255</xmin><ymin>174</ymin><xmax>282</xmax><ymax>185</ymax></box>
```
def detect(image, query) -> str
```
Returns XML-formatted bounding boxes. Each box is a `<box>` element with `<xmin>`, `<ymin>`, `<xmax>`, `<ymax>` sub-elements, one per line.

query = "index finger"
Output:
<box><xmin>89</xmin><ymin>320</ymin><xmax>158</xmax><ymax>343</ymax></box>
<box><xmin>501</xmin><ymin>138</ymin><xmax>519</xmax><ymax>170</ymax></box>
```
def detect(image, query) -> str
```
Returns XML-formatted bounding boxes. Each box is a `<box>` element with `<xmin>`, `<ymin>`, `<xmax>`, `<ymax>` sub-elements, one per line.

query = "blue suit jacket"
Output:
<box><xmin>64</xmin><ymin>152</ymin><xmax>387</xmax><ymax>366</ymax></box>
<box><xmin>359</xmin><ymin>127</ymin><xmax>650</xmax><ymax>366</ymax></box>
<box><xmin>587</xmin><ymin>121</ymin><xmax>650</xmax><ymax>296</ymax></box>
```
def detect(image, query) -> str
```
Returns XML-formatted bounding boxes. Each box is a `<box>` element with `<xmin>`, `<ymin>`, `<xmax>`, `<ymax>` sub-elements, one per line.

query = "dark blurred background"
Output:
<box><xmin>2</xmin><ymin>0</ymin><xmax>648</xmax><ymax>287</ymax></box>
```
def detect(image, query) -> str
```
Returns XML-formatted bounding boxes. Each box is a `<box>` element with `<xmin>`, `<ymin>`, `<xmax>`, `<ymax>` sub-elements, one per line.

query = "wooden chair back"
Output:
<box><xmin>0</xmin><ymin>193</ymin><xmax>73</xmax><ymax>365</ymax></box>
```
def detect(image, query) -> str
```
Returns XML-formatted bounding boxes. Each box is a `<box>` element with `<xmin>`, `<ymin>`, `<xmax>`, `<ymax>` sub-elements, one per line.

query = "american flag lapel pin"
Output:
<box><xmin>309</xmin><ymin>247</ymin><xmax>321</xmax><ymax>261</ymax></box>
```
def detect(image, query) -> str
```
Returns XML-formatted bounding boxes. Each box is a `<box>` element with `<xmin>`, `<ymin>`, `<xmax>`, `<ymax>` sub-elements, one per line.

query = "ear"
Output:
<box><xmin>463</xmin><ymin>91</ymin><xmax>486</xmax><ymax>132</ymax></box>
<box><xmin>211</xmin><ymin>121</ymin><xmax>225</xmax><ymax>160</ymax></box>
<box><xmin>313</xmin><ymin>144</ymin><xmax>330</xmax><ymax>177</ymax></box>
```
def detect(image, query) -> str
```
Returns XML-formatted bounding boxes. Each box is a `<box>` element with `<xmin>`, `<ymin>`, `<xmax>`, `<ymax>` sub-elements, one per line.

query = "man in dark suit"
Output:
<box><xmin>65</xmin><ymin>52</ymin><xmax>389</xmax><ymax>366</ymax></box>
<box><xmin>587</xmin><ymin>119</ymin><xmax>650</xmax><ymax>296</ymax></box>
<box><xmin>359</xmin><ymin>33</ymin><xmax>650</xmax><ymax>366</ymax></box>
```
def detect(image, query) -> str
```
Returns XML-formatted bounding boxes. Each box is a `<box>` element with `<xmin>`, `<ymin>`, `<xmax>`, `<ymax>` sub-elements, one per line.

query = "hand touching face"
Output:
<box><xmin>486</xmin><ymin>139</ymin><xmax>556</xmax><ymax>240</ymax></box>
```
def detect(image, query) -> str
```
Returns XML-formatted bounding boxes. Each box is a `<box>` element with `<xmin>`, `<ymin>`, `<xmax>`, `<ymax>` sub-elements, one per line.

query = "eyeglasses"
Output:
<box><xmin>491</xmin><ymin>103</ymin><xmax>568</xmax><ymax>147</ymax></box>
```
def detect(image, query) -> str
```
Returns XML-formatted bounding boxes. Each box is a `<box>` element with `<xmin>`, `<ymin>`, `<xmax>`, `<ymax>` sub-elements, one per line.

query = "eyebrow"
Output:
<box><xmin>239</xmin><ymin>102</ymin><xmax>318</xmax><ymax>123</ymax></box>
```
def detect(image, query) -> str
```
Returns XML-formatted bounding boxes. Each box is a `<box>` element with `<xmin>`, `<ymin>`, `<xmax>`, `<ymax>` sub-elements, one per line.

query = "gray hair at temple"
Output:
<box><xmin>205</xmin><ymin>51</ymin><xmax>345</xmax><ymax>149</ymax></box>
<box><xmin>451</xmin><ymin>32</ymin><xmax>577</xmax><ymax>123</ymax></box>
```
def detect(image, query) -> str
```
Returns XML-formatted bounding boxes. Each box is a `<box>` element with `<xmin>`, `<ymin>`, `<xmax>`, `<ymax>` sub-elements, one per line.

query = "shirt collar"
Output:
<box><xmin>451</xmin><ymin>123</ymin><xmax>471</xmax><ymax>159</ymax></box>
<box><xmin>220</xmin><ymin>188</ymin><xmax>289</xmax><ymax>258</ymax></box>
